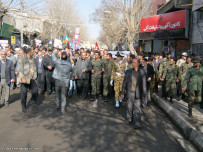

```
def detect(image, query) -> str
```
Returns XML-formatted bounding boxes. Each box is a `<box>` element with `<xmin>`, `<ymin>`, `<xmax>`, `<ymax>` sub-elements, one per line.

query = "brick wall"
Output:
<box><xmin>150</xmin><ymin>0</ymin><xmax>166</xmax><ymax>15</ymax></box>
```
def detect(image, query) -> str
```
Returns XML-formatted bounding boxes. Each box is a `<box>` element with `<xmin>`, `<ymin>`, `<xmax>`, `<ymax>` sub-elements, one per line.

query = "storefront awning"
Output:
<box><xmin>139</xmin><ymin>10</ymin><xmax>189</xmax><ymax>40</ymax></box>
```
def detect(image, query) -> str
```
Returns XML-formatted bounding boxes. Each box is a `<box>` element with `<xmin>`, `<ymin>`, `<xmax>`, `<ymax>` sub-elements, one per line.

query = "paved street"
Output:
<box><xmin>0</xmin><ymin>89</ymin><xmax>185</xmax><ymax>152</ymax></box>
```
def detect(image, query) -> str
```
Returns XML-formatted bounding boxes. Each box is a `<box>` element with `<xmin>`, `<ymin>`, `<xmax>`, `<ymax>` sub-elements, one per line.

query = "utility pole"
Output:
<box><xmin>20</xmin><ymin>0</ymin><xmax>23</xmax><ymax>46</ymax></box>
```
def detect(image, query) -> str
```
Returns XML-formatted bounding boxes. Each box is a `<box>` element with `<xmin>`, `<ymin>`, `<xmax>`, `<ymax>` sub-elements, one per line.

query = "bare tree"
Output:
<box><xmin>0</xmin><ymin>0</ymin><xmax>15</xmax><ymax>28</ymax></box>
<box><xmin>40</xmin><ymin>0</ymin><xmax>88</xmax><ymax>42</ymax></box>
<box><xmin>92</xmin><ymin>0</ymin><xmax>150</xmax><ymax>55</ymax></box>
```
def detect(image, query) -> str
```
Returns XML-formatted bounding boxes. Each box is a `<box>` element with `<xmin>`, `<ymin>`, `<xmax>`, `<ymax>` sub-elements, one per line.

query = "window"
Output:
<box><xmin>197</xmin><ymin>11</ymin><xmax>203</xmax><ymax>22</ymax></box>
<box><xmin>192</xmin><ymin>44</ymin><xmax>203</xmax><ymax>57</ymax></box>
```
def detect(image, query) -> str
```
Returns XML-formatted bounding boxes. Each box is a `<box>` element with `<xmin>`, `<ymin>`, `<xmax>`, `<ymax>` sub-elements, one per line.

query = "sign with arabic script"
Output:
<box><xmin>140</xmin><ymin>10</ymin><xmax>186</xmax><ymax>33</ymax></box>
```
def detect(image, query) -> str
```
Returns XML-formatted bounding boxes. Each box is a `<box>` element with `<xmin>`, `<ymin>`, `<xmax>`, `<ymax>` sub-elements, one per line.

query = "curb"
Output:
<box><xmin>152</xmin><ymin>93</ymin><xmax>203</xmax><ymax>152</ymax></box>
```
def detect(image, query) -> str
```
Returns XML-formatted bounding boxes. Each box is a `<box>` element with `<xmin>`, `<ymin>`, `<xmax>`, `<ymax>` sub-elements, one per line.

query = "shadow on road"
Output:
<box><xmin>10</xmin><ymin>94</ymin><xmax>183</xmax><ymax>152</ymax></box>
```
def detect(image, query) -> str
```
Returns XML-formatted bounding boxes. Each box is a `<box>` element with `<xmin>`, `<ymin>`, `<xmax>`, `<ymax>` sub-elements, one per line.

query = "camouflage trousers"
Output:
<box><xmin>91</xmin><ymin>78</ymin><xmax>101</xmax><ymax>96</ymax></box>
<box><xmin>148</xmin><ymin>81</ymin><xmax>154</xmax><ymax>101</ymax></box>
<box><xmin>161</xmin><ymin>80</ymin><xmax>166</xmax><ymax>96</ymax></box>
<box><xmin>114</xmin><ymin>76</ymin><xmax>124</xmax><ymax>100</ymax></box>
<box><xmin>103</xmin><ymin>77</ymin><xmax>111</xmax><ymax>96</ymax></box>
<box><xmin>165</xmin><ymin>80</ymin><xmax>176</xmax><ymax>97</ymax></box>
<box><xmin>176</xmin><ymin>81</ymin><xmax>182</xmax><ymax>97</ymax></box>
<box><xmin>187</xmin><ymin>90</ymin><xmax>201</xmax><ymax>109</ymax></box>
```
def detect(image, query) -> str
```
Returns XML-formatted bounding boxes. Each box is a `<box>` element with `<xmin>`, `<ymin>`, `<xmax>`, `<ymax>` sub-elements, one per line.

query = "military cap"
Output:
<box><xmin>192</xmin><ymin>56</ymin><xmax>201</xmax><ymax>63</ymax></box>
<box><xmin>115</xmin><ymin>52</ymin><xmax>124</xmax><ymax>57</ymax></box>
<box><xmin>182</xmin><ymin>52</ymin><xmax>187</xmax><ymax>57</ymax></box>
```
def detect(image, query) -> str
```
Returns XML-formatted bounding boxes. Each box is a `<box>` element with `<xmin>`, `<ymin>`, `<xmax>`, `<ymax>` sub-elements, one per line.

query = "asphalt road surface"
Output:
<box><xmin>0</xmin><ymin>90</ymin><xmax>184</xmax><ymax>152</ymax></box>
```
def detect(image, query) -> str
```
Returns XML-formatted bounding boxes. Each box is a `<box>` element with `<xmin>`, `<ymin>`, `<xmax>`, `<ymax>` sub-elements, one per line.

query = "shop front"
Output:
<box><xmin>139</xmin><ymin>10</ymin><xmax>190</xmax><ymax>58</ymax></box>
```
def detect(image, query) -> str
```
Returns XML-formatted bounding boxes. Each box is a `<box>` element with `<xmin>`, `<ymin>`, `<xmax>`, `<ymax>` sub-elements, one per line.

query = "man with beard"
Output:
<box><xmin>43</xmin><ymin>48</ymin><xmax>55</xmax><ymax>95</ymax></box>
<box><xmin>18</xmin><ymin>47</ymin><xmax>38</xmax><ymax>112</ymax></box>
<box><xmin>0</xmin><ymin>50</ymin><xmax>15</xmax><ymax>106</ymax></box>
<box><xmin>74</xmin><ymin>52</ymin><xmax>92</xmax><ymax>100</ymax></box>
<box><xmin>121</xmin><ymin>58</ymin><xmax>146</xmax><ymax>129</ymax></box>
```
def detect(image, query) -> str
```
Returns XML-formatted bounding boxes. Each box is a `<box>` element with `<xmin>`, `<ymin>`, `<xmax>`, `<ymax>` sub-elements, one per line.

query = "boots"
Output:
<box><xmin>115</xmin><ymin>100</ymin><xmax>119</xmax><ymax>108</ymax></box>
<box><xmin>188</xmin><ymin>108</ymin><xmax>193</xmax><ymax>118</ymax></box>
<box><xmin>170</xmin><ymin>97</ymin><xmax>173</xmax><ymax>104</ymax></box>
<box><xmin>177</xmin><ymin>95</ymin><xmax>182</xmax><ymax>101</ymax></box>
<box><xmin>119</xmin><ymin>96</ymin><xmax>122</xmax><ymax>105</ymax></box>
<box><xmin>91</xmin><ymin>95</ymin><xmax>96</xmax><ymax>101</ymax></box>
<box><xmin>103</xmin><ymin>96</ymin><xmax>108</xmax><ymax>102</ymax></box>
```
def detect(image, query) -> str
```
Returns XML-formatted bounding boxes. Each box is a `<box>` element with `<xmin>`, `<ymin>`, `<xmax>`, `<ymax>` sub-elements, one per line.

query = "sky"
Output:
<box><xmin>75</xmin><ymin>0</ymin><xmax>101</xmax><ymax>41</ymax></box>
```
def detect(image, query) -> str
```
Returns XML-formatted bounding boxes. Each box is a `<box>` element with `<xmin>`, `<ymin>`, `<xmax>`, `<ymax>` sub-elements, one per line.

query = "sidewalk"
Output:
<box><xmin>151</xmin><ymin>91</ymin><xmax>203</xmax><ymax>152</ymax></box>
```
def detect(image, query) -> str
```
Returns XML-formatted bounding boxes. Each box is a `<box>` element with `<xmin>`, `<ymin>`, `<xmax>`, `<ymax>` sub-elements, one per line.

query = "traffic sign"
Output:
<box><xmin>11</xmin><ymin>36</ymin><xmax>16</xmax><ymax>44</ymax></box>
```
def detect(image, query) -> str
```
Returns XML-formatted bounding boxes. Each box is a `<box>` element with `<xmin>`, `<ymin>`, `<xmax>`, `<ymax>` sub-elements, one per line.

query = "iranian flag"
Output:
<box><xmin>65</xmin><ymin>35</ymin><xmax>71</xmax><ymax>43</ymax></box>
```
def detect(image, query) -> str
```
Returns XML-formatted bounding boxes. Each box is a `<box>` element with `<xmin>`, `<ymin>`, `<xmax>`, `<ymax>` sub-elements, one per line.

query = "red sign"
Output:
<box><xmin>140</xmin><ymin>10</ymin><xmax>186</xmax><ymax>33</ymax></box>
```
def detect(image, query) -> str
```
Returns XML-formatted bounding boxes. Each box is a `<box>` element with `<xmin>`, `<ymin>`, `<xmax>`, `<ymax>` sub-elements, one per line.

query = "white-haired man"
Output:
<box><xmin>0</xmin><ymin>50</ymin><xmax>15</xmax><ymax>106</ymax></box>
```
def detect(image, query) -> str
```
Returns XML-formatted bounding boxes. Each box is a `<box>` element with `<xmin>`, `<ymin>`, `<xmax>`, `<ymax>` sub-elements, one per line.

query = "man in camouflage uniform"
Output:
<box><xmin>159</xmin><ymin>55</ymin><xmax>170</xmax><ymax>97</ymax></box>
<box><xmin>161</xmin><ymin>58</ymin><xmax>178</xmax><ymax>103</ymax></box>
<box><xmin>176</xmin><ymin>52</ymin><xmax>187</xmax><ymax>100</ymax></box>
<box><xmin>111</xmin><ymin>52</ymin><xmax>128</xmax><ymax>108</ymax></box>
<box><xmin>178</xmin><ymin>56</ymin><xmax>193</xmax><ymax>100</ymax></box>
<box><xmin>91</xmin><ymin>51</ymin><xmax>103</xmax><ymax>101</ymax></box>
<box><xmin>182</xmin><ymin>57</ymin><xmax>203</xmax><ymax>118</ymax></box>
<box><xmin>103</xmin><ymin>53</ymin><xmax>114</xmax><ymax>102</ymax></box>
<box><xmin>127</xmin><ymin>54</ymin><xmax>135</xmax><ymax>70</ymax></box>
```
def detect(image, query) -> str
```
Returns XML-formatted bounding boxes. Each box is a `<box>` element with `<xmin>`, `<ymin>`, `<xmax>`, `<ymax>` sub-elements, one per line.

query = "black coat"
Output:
<box><xmin>142</xmin><ymin>64</ymin><xmax>154</xmax><ymax>90</ymax></box>
<box><xmin>121</xmin><ymin>68</ymin><xmax>147</xmax><ymax>99</ymax></box>
<box><xmin>0</xmin><ymin>59</ymin><xmax>15</xmax><ymax>85</ymax></box>
<box><xmin>43</xmin><ymin>54</ymin><xmax>55</xmax><ymax>71</ymax></box>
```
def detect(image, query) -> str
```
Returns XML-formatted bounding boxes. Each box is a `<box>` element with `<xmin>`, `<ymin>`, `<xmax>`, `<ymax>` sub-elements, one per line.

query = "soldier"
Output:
<box><xmin>176</xmin><ymin>52</ymin><xmax>187</xmax><ymax>67</ymax></box>
<box><xmin>161</xmin><ymin>58</ymin><xmax>178</xmax><ymax>103</ymax></box>
<box><xmin>103</xmin><ymin>53</ymin><xmax>114</xmax><ymax>102</ymax></box>
<box><xmin>159</xmin><ymin>58</ymin><xmax>167</xmax><ymax>97</ymax></box>
<box><xmin>127</xmin><ymin>54</ymin><xmax>135</xmax><ymax>69</ymax></box>
<box><xmin>182</xmin><ymin>57</ymin><xmax>203</xmax><ymax>118</ymax></box>
<box><xmin>110</xmin><ymin>52</ymin><xmax>128</xmax><ymax>108</ymax></box>
<box><xmin>91</xmin><ymin>51</ymin><xmax>103</xmax><ymax>101</ymax></box>
<box><xmin>177</xmin><ymin>56</ymin><xmax>193</xmax><ymax>100</ymax></box>
<box><xmin>176</xmin><ymin>52</ymin><xmax>187</xmax><ymax>100</ymax></box>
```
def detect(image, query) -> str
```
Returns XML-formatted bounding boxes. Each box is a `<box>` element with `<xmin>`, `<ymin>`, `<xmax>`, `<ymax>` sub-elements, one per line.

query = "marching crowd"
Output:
<box><xmin>0</xmin><ymin>45</ymin><xmax>203</xmax><ymax>129</ymax></box>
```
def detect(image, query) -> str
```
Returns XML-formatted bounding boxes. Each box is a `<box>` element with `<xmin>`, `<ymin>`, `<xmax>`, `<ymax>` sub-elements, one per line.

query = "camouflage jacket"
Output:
<box><xmin>103</xmin><ymin>59</ymin><xmax>114</xmax><ymax>78</ymax></box>
<box><xmin>111</xmin><ymin>60</ymin><xmax>128</xmax><ymax>80</ymax></box>
<box><xmin>18</xmin><ymin>55</ymin><xmax>37</xmax><ymax>84</ymax></box>
<box><xmin>127</xmin><ymin>61</ymin><xmax>133</xmax><ymax>70</ymax></box>
<box><xmin>162</xmin><ymin>65</ymin><xmax>178</xmax><ymax>82</ymax></box>
<box><xmin>91</xmin><ymin>58</ymin><xmax>104</xmax><ymax>79</ymax></box>
<box><xmin>159</xmin><ymin>58</ymin><xmax>170</xmax><ymax>75</ymax></box>
<box><xmin>176</xmin><ymin>59</ymin><xmax>186</xmax><ymax>67</ymax></box>
<box><xmin>182</xmin><ymin>66</ymin><xmax>203</xmax><ymax>91</ymax></box>
<box><xmin>178</xmin><ymin>62</ymin><xmax>193</xmax><ymax>81</ymax></box>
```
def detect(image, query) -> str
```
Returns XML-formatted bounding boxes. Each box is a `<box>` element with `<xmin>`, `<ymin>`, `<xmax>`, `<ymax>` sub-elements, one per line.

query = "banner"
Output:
<box><xmin>1</xmin><ymin>23</ymin><xmax>14</xmax><ymax>38</ymax></box>
<box><xmin>54</xmin><ymin>39</ymin><xmax>62</xmax><ymax>49</ymax></box>
<box><xmin>0</xmin><ymin>40</ymin><xmax>9</xmax><ymax>48</ymax></box>
<box><xmin>35</xmin><ymin>39</ymin><xmax>42</xmax><ymax>46</ymax></box>
<box><xmin>140</xmin><ymin>10</ymin><xmax>186</xmax><ymax>33</ymax></box>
